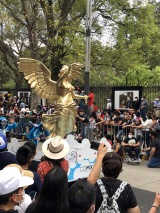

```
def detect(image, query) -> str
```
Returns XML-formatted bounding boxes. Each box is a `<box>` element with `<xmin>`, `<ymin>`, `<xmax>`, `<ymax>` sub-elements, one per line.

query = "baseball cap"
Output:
<box><xmin>106</xmin><ymin>98</ymin><xmax>111</xmax><ymax>101</ymax></box>
<box><xmin>0</xmin><ymin>134</ymin><xmax>7</xmax><ymax>150</ymax></box>
<box><xmin>0</xmin><ymin>167</ymin><xmax>34</xmax><ymax>195</ymax></box>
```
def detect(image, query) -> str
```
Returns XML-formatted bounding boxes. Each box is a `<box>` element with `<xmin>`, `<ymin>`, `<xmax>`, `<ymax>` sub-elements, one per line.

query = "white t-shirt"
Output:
<box><xmin>106</xmin><ymin>102</ymin><xmax>111</xmax><ymax>109</ymax></box>
<box><xmin>14</xmin><ymin>194</ymin><xmax>32</xmax><ymax>213</ymax></box>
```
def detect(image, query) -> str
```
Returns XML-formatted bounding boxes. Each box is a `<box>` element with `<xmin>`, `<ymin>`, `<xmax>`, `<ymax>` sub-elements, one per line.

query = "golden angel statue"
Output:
<box><xmin>18</xmin><ymin>58</ymin><xmax>88</xmax><ymax>139</ymax></box>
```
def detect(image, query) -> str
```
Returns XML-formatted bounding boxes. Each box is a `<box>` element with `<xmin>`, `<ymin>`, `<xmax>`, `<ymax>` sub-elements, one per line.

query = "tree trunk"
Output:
<box><xmin>30</xmin><ymin>90</ymin><xmax>41</xmax><ymax>110</ymax></box>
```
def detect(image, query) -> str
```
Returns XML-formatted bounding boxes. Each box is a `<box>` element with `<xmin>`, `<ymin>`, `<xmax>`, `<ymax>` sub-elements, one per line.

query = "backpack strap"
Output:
<box><xmin>97</xmin><ymin>179</ymin><xmax>109</xmax><ymax>201</ymax></box>
<box><xmin>97</xmin><ymin>179</ymin><xmax>127</xmax><ymax>202</ymax></box>
<box><xmin>97</xmin><ymin>179</ymin><xmax>126</xmax><ymax>213</ymax></box>
<box><xmin>97</xmin><ymin>179</ymin><xmax>108</xmax><ymax>197</ymax></box>
<box><xmin>112</xmin><ymin>181</ymin><xmax>127</xmax><ymax>201</ymax></box>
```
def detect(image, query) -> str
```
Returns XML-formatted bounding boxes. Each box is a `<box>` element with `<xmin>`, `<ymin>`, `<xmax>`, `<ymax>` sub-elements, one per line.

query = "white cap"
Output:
<box><xmin>106</xmin><ymin>98</ymin><xmax>111</xmax><ymax>101</ymax></box>
<box><xmin>0</xmin><ymin>167</ymin><xmax>34</xmax><ymax>195</ymax></box>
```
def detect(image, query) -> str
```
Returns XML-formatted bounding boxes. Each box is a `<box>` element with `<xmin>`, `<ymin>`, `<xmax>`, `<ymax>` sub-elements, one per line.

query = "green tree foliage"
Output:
<box><xmin>1</xmin><ymin>0</ymin><xmax>160</xmax><ymax>89</ymax></box>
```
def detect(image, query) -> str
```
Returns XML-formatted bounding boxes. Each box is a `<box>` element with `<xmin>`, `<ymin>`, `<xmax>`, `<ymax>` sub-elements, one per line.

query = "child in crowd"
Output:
<box><xmin>5</xmin><ymin>116</ymin><xmax>17</xmax><ymax>142</ymax></box>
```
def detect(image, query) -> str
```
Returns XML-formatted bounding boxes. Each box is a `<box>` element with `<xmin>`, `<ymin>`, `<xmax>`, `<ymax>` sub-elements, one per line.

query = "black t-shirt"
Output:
<box><xmin>0</xmin><ymin>151</ymin><xmax>17</xmax><ymax>170</ymax></box>
<box><xmin>28</xmin><ymin>160</ymin><xmax>40</xmax><ymax>172</ymax></box>
<box><xmin>113</xmin><ymin>117</ymin><xmax>123</xmax><ymax>130</ymax></box>
<box><xmin>95</xmin><ymin>178</ymin><xmax>138</xmax><ymax>213</ymax></box>
<box><xmin>113</xmin><ymin>117</ymin><xmax>123</xmax><ymax>124</ymax></box>
<box><xmin>124</xmin><ymin>137</ymin><xmax>138</xmax><ymax>145</ymax></box>
<box><xmin>133</xmin><ymin>100</ymin><xmax>140</xmax><ymax>111</ymax></box>
<box><xmin>0</xmin><ymin>210</ymin><xmax>18</xmax><ymax>213</ymax></box>
<box><xmin>25</xmin><ymin>170</ymin><xmax>42</xmax><ymax>195</ymax></box>
<box><xmin>25</xmin><ymin>202</ymin><xmax>36</xmax><ymax>213</ymax></box>
<box><xmin>150</xmin><ymin>138</ymin><xmax>160</xmax><ymax>158</ymax></box>
<box><xmin>79</xmin><ymin>114</ymin><xmax>89</xmax><ymax>124</ymax></box>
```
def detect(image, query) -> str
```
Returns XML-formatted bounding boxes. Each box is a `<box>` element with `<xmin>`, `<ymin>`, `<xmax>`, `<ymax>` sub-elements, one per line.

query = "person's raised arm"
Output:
<box><xmin>87</xmin><ymin>143</ymin><xmax>107</xmax><ymax>184</ymax></box>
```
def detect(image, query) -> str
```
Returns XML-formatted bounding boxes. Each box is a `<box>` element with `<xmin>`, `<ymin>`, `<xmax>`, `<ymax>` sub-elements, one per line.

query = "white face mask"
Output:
<box><xmin>15</xmin><ymin>190</ymin><xmax>25</xmax><ymax>205</ymax></box>
<box><xmin>128</xmin><ymin>135</ymin><xmax>133</xmax><ymax>139</ymax></box>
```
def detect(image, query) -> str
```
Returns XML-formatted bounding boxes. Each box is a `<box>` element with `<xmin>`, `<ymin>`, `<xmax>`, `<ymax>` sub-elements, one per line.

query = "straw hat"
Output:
<box><xmin>42</xmin><ymin>136</ymin><xmax>69</xmax><ymax>160</ymax></box>
<box><xmin>5</xmin><ymin>164</ymin><xmax>34</xmax><ymax>180</ymax></box>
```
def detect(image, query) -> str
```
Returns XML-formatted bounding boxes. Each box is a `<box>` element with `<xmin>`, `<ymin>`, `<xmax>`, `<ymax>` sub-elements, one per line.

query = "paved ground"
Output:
<box><xmin>119</xmin><ymin>162</ymin><xmax>159</xmax><ymax>213</ymax></box>
<box><xmin>19</xmin><ymin>140</ymin><xmax>159</xmax><ymax>213</ymax></box>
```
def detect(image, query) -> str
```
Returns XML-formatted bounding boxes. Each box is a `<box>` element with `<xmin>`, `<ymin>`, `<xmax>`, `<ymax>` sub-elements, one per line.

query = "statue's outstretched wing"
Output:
<box><xmin>68</xmin><ymin>63</ymin><xmax>84</xmax><ymax>82</ymax></box>
<box><xmin>18</xmin><ymin>58</ymin><xmax>57</xmax><ymax>102</ymax></box>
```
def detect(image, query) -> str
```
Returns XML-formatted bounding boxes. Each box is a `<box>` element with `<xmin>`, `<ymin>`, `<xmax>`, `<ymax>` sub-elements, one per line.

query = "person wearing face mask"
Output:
<box><xmin>140</xmin><ymin>96</ymin><xmax>149</xmax><ymax>121</ymax></box>
<box><xmin>122</xmin><ymin>131</ymin><xmax>141</xmax><ymax>162</ymax></box>
<box><xmin>0</xmin><ymin>166</ymin><xmax>33</xmax><ymax>213</ymax></box>
<box><xmin>133</xmin><ymin>97</ymin><xmax>140</xmax><ymax>112</ymax></box>
<box><xmin>4</xmin><ymin>164</ymin><xmax>34</xmax><ymax>213</ymax></box>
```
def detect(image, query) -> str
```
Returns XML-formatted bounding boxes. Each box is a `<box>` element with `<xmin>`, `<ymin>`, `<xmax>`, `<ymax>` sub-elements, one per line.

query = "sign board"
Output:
<box><xmin>7</xmin><ymin>138</ymin><xmax>20</xmax><ymax>154</ymax></box>
<box><xmin>65</xmin><ymin>135</ymin><xmax>111</xmax><ymax>182</ymax></box>
<box><xmin>8</xmin><ymin>135</ymin><xmax>111</xmax><ymax>182</ymax></box>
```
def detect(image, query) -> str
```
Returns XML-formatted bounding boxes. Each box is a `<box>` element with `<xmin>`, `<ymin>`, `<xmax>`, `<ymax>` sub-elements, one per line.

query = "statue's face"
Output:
<box><xmin>59</xmin><ymin>65</ymin><xmax>69</xmax><ymax>78</ymax></box>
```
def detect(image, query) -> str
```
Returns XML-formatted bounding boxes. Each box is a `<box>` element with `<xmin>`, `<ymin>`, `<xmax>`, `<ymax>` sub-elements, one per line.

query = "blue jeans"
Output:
<box><xmin>147</xmin><ymin>157</ymin><xmax>160</xmax><ymax>168</ymax></box>
<box><xmin>81</xmin><ymin>124</ymin><xmax>88</xmax><ymax>139</ymax></box>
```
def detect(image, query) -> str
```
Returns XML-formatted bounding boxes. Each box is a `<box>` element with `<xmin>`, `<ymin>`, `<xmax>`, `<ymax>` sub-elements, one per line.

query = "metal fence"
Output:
<box><xmin>1</xmin><ymin>83</ymin><xmax>160</xmax><ymax>109</ymax></box>
<box><xmin>74</xmin><ymin>122</ymin><xmax>160</xmax><ymax>148</ymax></box>
<box><xmin>1</xmin><ymin>116</ymin><xmax>159</xmax><ymax>149</ymax></box>
<box><xmin>90</xmin><ymin>84</ymin><xmax>160</xmax><ymax>109</ymax></box>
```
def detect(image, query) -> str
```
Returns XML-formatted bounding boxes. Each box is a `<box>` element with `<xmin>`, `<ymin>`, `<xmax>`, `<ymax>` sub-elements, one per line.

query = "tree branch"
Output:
<box><xmin>0</xmin><ymin>0</ymin><xmax>27</xmax><ymax>27</ymax></box>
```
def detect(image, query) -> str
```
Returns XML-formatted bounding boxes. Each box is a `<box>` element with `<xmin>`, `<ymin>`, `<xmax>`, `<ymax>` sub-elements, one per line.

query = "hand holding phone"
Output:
<box><xmin>97</xmin><ymin>143</ymin><xmax>107</xmax><ymax>159</ymax></box>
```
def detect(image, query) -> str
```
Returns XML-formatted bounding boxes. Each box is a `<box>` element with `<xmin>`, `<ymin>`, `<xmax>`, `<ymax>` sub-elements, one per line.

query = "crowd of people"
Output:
<box><xmin>0</xmin><ymin>91</ymin><xmax>160</xmax><ymax>165</ymax></box>
<box><xmin>0</xmin><ymin>133</ymin><xmax>160</xmax><ymax>213</ymax></box>
<box><xmin>0</xmin><ymin>90</ymin><xmax>160</xmax><ymax>212</ymax></box>
<box><xmin>75</xmin><ymin>93</ymin><xmax>160</xmax><ymax>166</ymax></box>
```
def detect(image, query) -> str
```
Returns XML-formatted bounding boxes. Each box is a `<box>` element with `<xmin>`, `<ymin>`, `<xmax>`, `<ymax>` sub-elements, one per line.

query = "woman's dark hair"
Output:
<box><xmin>24</xmin><ymin>141</ymin><xmax>37</xmax><ymax>156</ymax></box>
<box><xmin>150</xmin><ymin>131</ymin><xmax>157</xmax><ymax>137</ymax></box>
<box><xmin>16</xmin><ymin>145</ymin><xmax>33</xmax><ymax>165</ymax></box>
<box><xmin>102</xmin><ymin>152</ymin><xmax>122</xmax><ymax>178</ymax></box>
<box><xmin>34</xmin><ymin>167</ymin><xmax>69</xmax><ymax>213</ymax></box>
<box><xmin>105</xmin><ymin>134</ymin><xmax>111</xmax><ymax>140</ymax></box>
<box><xmin>91</xmin><ymin>112</ymin><xmax>97</xmax><ymax>121</ymax></box>
<box><xmin>115</xmin><ymin>137</ymin><xmax>121</xmax><ymax>144</ymax></box>
<box><xmin>44</xmin><ymin>156</ymin><xmax>64</xmax><ymax>167</ymax></box>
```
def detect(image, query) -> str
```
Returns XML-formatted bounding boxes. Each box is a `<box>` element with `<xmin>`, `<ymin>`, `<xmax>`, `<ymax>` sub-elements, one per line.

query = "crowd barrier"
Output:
<box><xmin>75</xmin><ymin>122</ymin><xmax>160</xmax><ymax>148</ymax></box>
<box><xmin>3</xmin><ymin>116</ymin><xmax>160</xmax><ymax>147</ymax></box>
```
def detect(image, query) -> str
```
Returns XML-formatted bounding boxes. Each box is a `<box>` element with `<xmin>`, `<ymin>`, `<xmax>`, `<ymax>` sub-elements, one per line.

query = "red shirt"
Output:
<box><xmin>88</xmin><ymin>92</ymin><xmax>94</xmax><ymax>106</ymax></box>
<box><xmin>93</xmin><ymin>105</ymin><xmax>98</xmax><ymax>113</ymax></box>
<box><xmin>37</xmin><ymin>159</ymin><xmax>69</xmax><ymax>182</ymax></box>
